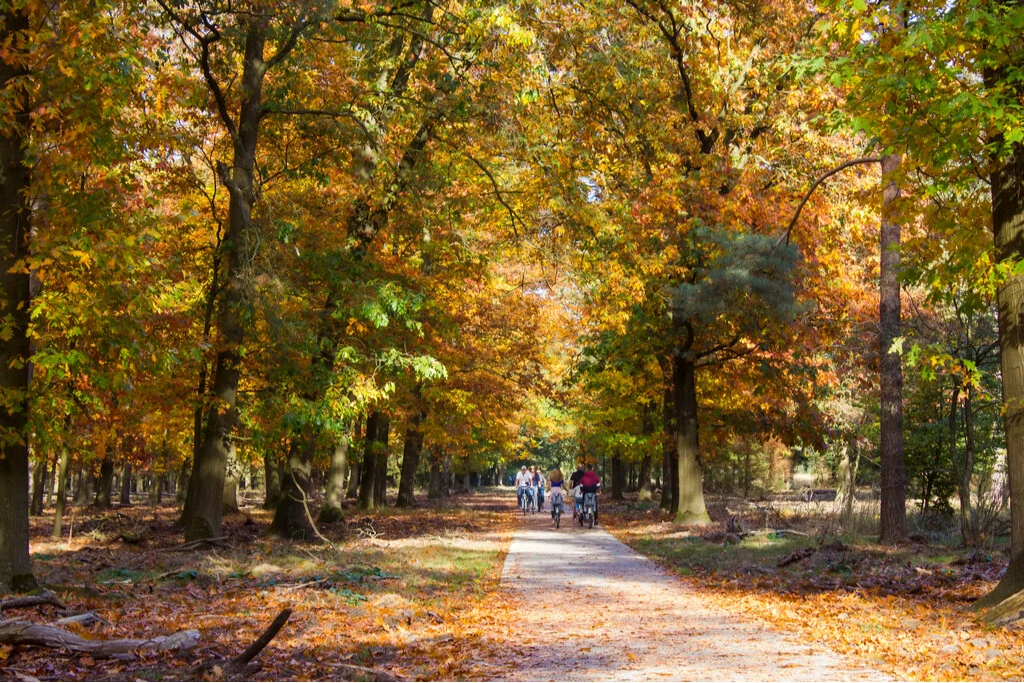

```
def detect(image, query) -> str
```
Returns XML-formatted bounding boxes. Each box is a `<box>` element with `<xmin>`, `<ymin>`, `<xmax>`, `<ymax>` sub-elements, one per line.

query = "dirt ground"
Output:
<box><xmin>485</xmin><ymin>508</ymin><xmax>892</xmax><ymax>681</ymax></box>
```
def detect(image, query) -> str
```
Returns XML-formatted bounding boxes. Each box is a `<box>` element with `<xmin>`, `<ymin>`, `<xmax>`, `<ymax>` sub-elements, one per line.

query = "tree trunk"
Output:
<box><xmin>879</xmin><ymin>152</ymin><xmax>908</xmax><ymax>544</ymax></box>
<box><xmin>610</xmin><ymin>453</ymin><xmax>625</xmax><ymax>500</ymax></box>
<box><xmin>262</xmin><ymin>449</ymin><xmax>281</xmax><ymax>510</ymax></box>
<box><xmin>73</xmin><ymin>466</ymin><xmax>90</xmax><ymax>506</ymax></box>
<box><xmin>222</xmin><ymin>441</ymin><xmax>239</xmax><ymax>514</ymax></box>
<box><xmin>976</xmin><ymin>103</ymin><xmax>1024</xmax><ymax>609</ymax></box>
<box><xmin>347</xmin><ymin>419</ymin><xmax>363</xmax><ymax>498</ymax></box>
<box><xmin>442</xmin><ymin>451</ymin><xmax>452</xmax><ymax>497</ymax></box>
<box><xmin>661</xmin><ymin>385</ymin><xmax>676</xmax><ymax>511</ymax></box>
<box><xmin>269</xmin><ymin>439</ymin><xmax>314</xmax><ymax>539</ymax></box>
<box><xmin>638</xmin><ymin>453</ymin><xmax>652</xmax><ymax>502</ymax></box>
<box><xmin>357</xmin><ymin>412</ymin><xmax>381</xmax><ymax>510</ymax></box>
<box><xmin>373</xmin><ymin>415</ymin><xmax>390</xmax><ymax>507</ymax></box>
<box><xmin>30</xmin><ymin>459</ymin><xmax>46</xmax><ymax>516</ymax></box>
<box><xmin>837</xmin><ymin>444</ymin><xmax>860</xmax><ymax>527</ymax></box>
<box><xmin>674</xmin><ymin>351</ymin><xmax>710</xmax><ymax>524</ymax></box>
<box><xmin>52</xmin><ymin>445</ymin><xmax>71</xmax><ymax>539</ymax></box>
<box><xmin>176</xmin><ymin>457</ymin><xmax>190</xmax><ymax>505</ymax></box>
<box><xmin>94</xmin><ymin>457</ymin><xmax>114</xmax><ymax>509</ymax></box>
<box><xmin>346</xmin><ymin>460</ymin><xmax>361</xmax><ymax>499</ymax></box>
<box><xmin>119</xmin><ymin>461</ymin><xmax>132</xmax><ymax>506</ymax></box>
<box><xmin>0</xmin><ymin>1</ymin><xmax>35</xmax><ymax>592</ymax></box>
<box><xmin>964</xmin><ymin>384</ymin><xmax>979</xmax><ymax>544</ymax></box>
<box><xmin>634</xmin><ymin>401</ymin><xmax>651</xmax><ymax>501</ymax></box>
<box><xmin>950</xmin><ymin>380</ymin><xmax>977</xmax><ymax>545</ymax></box>
<box><xmin>47</xmin><ymin>454</ymin><xmax>57</xmax><ymax>507</ymax></box>
<box><xmin>396</xmin><ymin>416</ymin><xmax>424</xmax><ymax>507</ymax></box>
<box><xmin>148</xmin><ymin>469</ymin><xmax>159</xmax><ymax>505</ymax></box>
<box><xmin>428</xmin><ymin>451</ymin><xmax>444</xmax><ymax>499</ymax></box>
<box><xmin>182</xmin><ymin>23</ymin><xmax>269</xmax><ymax>542</ymax></box>
<box><xmin>318</xmin><ymin>436</ymin><xmax>349</xmax><ymax>524</ymax></box>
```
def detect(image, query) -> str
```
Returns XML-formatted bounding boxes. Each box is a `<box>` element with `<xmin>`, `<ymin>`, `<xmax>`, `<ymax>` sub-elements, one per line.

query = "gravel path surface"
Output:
<box><xmin>496</xmin><ymin>511</ymin><xmax>891</xmax><ymax>681</ymax></box>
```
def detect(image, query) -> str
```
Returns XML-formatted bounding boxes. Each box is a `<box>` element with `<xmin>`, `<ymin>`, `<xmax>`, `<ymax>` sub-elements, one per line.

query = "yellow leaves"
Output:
<box><xmin>346</xmin><ymin>318</ymin><xmax>368</xmax><ymax>336</ymax></box>
<box><xmin>69</xmin><ymin>249</ymin><xmax>93</xmax><ymax>268</ymax></box>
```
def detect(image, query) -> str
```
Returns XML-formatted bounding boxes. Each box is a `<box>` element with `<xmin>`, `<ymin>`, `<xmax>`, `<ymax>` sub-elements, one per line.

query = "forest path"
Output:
<box><xmin>489</xmin><ymin>506</ymin><xmax>891</xmax><ymax>681</ymax></box>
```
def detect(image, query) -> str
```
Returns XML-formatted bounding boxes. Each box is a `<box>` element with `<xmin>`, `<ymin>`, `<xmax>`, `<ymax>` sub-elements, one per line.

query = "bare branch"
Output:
<box><xmin>465</xmin><ymin>152</ymin><xmax>523</xmax><ymax>240</ymax></box>
<box><xmin>775</xmin><ymin>156</ymin><xmax>883</xmax><ymax>248</ymax></box>
<box><xmin>264</xmin><ymin>14</ymin><xmax>312</xmax><ymax>72</ymax></box>
<box><xmin>155</xmin><ymin>0</ymin><xmax>238</xmax><ymax>142</ymax></box>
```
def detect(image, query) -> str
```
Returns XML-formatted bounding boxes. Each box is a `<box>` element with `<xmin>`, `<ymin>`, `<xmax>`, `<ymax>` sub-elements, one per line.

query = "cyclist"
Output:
<box><xmin>514</xmin><ymin>465</ymin><xmax>532</xmax><ymax>509</ymax></box>
<box><xmin>569</xmin><ymin>463</ymin><xmax>585</xmax><ymax>519</ymax></box>
<box><xmin>579</xmin><ymin>466</ymin><xmax>601</xmax><ymax>525</ymax></box>
<box><xmin>568</xmin><ymin>462</ymin><xmax>585</xmax><ymax>489</ymax></box>
<box><xmin>548</xmin><ymin>468</ymin><xmax>565</xmax><ymax>520</ymax></box>
<box><xmin>532</xmin><ymin>466</ymin><xmax>546</xmax><ymax>510</ymax></box>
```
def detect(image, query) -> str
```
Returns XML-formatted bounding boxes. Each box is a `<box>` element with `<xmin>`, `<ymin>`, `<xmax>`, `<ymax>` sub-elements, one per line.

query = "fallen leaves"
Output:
<box><xmin>12</xmin><ymin>491</ymin><xmax>520</xmax><ymax>681</ymax></box>
<box><xmin>605</xmin><ymin>501</ymin><xmax>1024</xmax><ymax>682</ymax></box>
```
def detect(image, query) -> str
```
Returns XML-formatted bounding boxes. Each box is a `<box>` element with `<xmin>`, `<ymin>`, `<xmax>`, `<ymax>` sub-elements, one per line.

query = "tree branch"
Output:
<box><xmin>775</xmin><ymin>156</ymin><xmax>883</xmax><ymax>247</ymax></box>
<box><xmin>155</xmin><ymin>0</ymin><xmax>237</xmax><ymax>142</ymax></box>
<box><xmin>465</xmin><ymin>152</ymin><xmax>523</xmax><ymax>240</ymax></box>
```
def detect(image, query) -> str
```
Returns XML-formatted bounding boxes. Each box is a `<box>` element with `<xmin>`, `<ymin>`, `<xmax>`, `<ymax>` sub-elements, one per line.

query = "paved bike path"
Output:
<box><xmin>497</xmin><ymin>514</ymin><xmax>890</xmax><ymax>681</ymax></box>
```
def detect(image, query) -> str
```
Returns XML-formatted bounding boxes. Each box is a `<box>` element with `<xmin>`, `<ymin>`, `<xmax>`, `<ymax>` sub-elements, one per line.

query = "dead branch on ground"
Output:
<box><xmin>0</xmin><ymin>618</ymin><xmax>199</xmax><ymax>655</ymax></box>
<box><xmin>194</xmin><ymin>608</ymin><xmax>292</xmax><ymax>677</ymax></box>
<box><xmin>0</xmin><ymin>590</ymin><xmax>67</xmax><ymax>614</ymax></box>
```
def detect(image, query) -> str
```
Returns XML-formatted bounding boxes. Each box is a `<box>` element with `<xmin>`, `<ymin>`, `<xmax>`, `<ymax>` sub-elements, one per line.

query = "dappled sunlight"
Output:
<box><xmin>367</xmin><ymin>531</ymin><xmax>509</xmax><ymax>554</ymax></box>
<box><xmin>7</xmin><ymin>491</ymin><xmax>521</xmax><ymax>681</ymax></box>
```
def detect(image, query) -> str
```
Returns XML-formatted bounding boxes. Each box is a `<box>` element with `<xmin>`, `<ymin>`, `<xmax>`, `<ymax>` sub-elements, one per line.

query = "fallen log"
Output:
<box><xmin>0</xmin><ymin>590</ymin><xmax>67</xmax><ymax>614</ymax></box>
<box><xmin>778</xmin><ymin>547</ymin><xmax>815</xmax><ymax>567</ymax></box>
<box><xmin>0</xmin><ymin>618</ymin><xmax>199</xmax><ymax>655</ymax></box>
<box><xmin>54</xmin><ymin>612</ymin><xmax>109</xmax><ymax>628</ymax></box>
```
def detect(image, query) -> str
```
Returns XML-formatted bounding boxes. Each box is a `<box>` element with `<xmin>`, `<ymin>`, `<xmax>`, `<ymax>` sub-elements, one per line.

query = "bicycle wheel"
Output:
<box><xmin>555</xmin><ymin>511</ymin><xmax>560</xmax><ymax>529</ymax></box>
<box><xmin>588</xmin><ymin>512</ymin><xmax>593</xmax><ymax>529</ymax></box>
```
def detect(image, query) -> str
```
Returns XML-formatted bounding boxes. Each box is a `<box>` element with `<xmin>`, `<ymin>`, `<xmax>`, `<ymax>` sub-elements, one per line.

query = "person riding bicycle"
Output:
<box><xmin>579</xmin><ymin>467</ymin><xmax>601</xmax><ymax>525</ymax></box>
<box><xmin>568</xmin><ymin>462</ymin><xmax>585</xmax><ymax>490</ymax></box>
<box><xmin>531</xmin><ymin>466</ymin><xmax>545</xmax><ymax>510</ymax></box>
<box><xmin>569</xmin><ymin>463</ymin><xmax>585</xmax><ymax>518</ymax></box>
<box><xmin>548</xmin><ymin>469</ymin><xmax>565</xmax><ymax>520</ymax></box>
<box><xmin>514</xmin><ymin>465</ymin><xmax>532</xmax><ymax>509</ymax></box>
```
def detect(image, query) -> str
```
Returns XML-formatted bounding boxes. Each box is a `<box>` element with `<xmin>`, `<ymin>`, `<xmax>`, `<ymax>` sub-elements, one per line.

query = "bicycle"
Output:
<box><xmin>549</xmin><ymin>490</ymin><xmax>564</xmax><ymax>528</ymax></box>
<box><xmin>526</xmin><ymin>485</ymin><xmax>538</xmax><ymax>513</ymax></box>
<box><xmin>579</xmin><ymin>491</ymin><xmax>597</xmax><ymax>529</ymax></box>
<box><xmin>518</xmin><ymin>486</ymin><xmax>530</xmax><ymax>515</ymax></box>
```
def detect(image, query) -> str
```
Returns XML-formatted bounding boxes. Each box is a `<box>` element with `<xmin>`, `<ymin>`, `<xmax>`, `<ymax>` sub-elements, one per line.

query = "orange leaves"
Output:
<box><xmin>610</xmin><ymin>508</ymin><xmax>1024</xmax><ymax>682</ymax></box>
<box><xmin>19</xmin><ymin>494</ymin><xmax>520</xmax><ymax>681</ymax></box>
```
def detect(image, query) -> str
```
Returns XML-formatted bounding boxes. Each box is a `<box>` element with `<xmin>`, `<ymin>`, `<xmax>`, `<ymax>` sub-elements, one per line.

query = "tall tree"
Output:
<box><xmin>161</xmin><ymin>2</ymin><xmax>317</xmax><ymax>540</ymax></box>
<box><xmin>878</xmin><ymin>153</ymin><xmax>908</xmax><ymax>543</ymax></box>
<box><xmin>0</xmin><ymin>0</ymin><xmax>36</xmax><ymax>593</ymax></box>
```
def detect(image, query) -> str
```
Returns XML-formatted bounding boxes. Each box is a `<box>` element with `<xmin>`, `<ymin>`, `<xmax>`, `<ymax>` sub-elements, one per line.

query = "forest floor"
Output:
<box><xmin>3</xmin><ymin>489</ymin><xmax>521</xmax><ymax>681</ymax></box>
<box><xmin>601</xmin><ymin>494</ymin><xmax>1024</xmax><ymax>681</ymax></box>
<box><xmin>5</xmin><ymin>489</ymin><xmax>1024</xmax><ymax>681</ymax></box>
